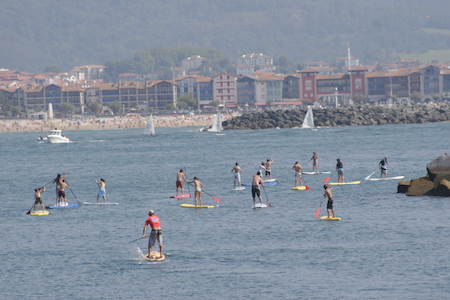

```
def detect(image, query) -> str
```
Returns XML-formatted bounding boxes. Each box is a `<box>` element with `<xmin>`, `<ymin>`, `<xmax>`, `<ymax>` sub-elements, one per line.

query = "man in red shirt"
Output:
<box><xmin>143</xmin><ymin>210</ymin><xmax>163</xmax><ymax>258</ymax></box>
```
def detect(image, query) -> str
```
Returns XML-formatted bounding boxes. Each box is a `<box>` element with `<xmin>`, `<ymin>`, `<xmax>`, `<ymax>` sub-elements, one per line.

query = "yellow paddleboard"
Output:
<box><xmin>291</xmin><ymin>186</ymin><xmax>308</xmax><ymax>190</ymax></box>
<box><xmin>180</xmin><ymin>204</ymin><xmax>215</xmax><ymax>208</ymax></box>
<box><xmin>329</xmin><ymin>181</ymin><xmax>360</xmax><ymax>185</ymax></box>
<box><xmin>30</xmin><ymin>210</ymin><xmax>49</xmax><ymax>216</ymax></box>
<box><xmin>320</xmin><ymin>216</ymin><xmax>341</xmax><ymax>221</ymax></box>
<box><xmin>145</xmin><ymin>251</ymin><xmax>166</xmax><ymax>261</ymax></box>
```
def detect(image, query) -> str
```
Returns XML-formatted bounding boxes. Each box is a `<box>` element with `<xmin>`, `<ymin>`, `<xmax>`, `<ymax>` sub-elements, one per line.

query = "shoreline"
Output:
<box><xmin>0</xmin><ymin>114</ymin><xmax>230</xmax><ymax>133</ymax></box>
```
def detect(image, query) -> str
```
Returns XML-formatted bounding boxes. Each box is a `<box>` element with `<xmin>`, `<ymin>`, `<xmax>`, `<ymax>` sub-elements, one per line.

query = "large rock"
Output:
<box><xmin>399</xmin><ymin>154</ymin><xmax>450</xmax><ymax>196</ymax></box>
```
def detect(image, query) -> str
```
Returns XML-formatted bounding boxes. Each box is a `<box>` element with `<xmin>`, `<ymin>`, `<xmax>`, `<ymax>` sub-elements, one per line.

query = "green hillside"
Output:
<box><xmin>1</xmin><ymin>0</ymin><xmax>450</xmax><ymax>73</ymax></box>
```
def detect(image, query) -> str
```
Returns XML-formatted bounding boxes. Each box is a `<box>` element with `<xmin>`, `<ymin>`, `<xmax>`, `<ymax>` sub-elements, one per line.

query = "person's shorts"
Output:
<box><xmin>234</xmin><ymin>173</ymin><xmax>241</xmax><ymax>182</ymax></box>
<box><xmin>98</xmin><ymin>189</ymin><xmax>106</xmax><ymax>196</ymax></box>
<box><xmin>252</xmin><ymin>186</ymin><xmax>260</xmax><ymax>198</ymax></box>
<box><xmin>149</xmin><ymin>230</ymin><xmax>163</xmax><ymax>247</ymax></box>
<box><xmin>327</xmin><ymin>198</ymin><xmax>334</xmax><ymax>209</ymax></box>
<box><xmin>337</xmin><ymin>168</ymin><xmax>344</xmax><ymax>175</ymax></box>
<box><xmin>176</xmin><ymin>181</ymin><xmax>183</xmax><ymax>188</ymax></box>
<box><xmin>34</xmin><ymin>197</ymin><xmax>43</xmax><ymax>204</ymax></box>
<box><xmin>58</xmin><ymin>190</ymin><xmax>65</xmax><ymax>197</ymax></box>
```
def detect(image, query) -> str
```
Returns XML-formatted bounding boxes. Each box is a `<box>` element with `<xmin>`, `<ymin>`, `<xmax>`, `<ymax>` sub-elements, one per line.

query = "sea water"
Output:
<box><xmin>1</xmin><ymin>122</ymin><xmax>449</xmax><ymax>299</ymax></box>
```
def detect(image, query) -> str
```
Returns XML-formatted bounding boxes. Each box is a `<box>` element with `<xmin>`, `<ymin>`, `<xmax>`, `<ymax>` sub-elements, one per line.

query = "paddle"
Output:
<box><xmin>324</xmin><ymin>174</ymin><xmax>333</xmax><ymax>182</ymax></box>
<box><xmin>187</xmin><ymin>182</ymin><xmax>221</xmax><ymax>202</ymax></box>
<box><xmin>130</xmin><ymin>236</ymin><xmax>147</xmax><ymax>243</ymax></box>
<box><xmin>184</xmin><ymin>166</ymin><xmax>191</xmax><ymax>196</ymax></box>
<box><xmin>315</xmin><ymin>201</ymin><xmax>322</xmax><ymax>218</ymax></box>
<box><xmin>365</xmin><ymin>171</ymin><xmax>376</xmax><ymax>180</ymax></box>
<box><xmin>263</xmin><ymin>186</ymin><xmax>272</xmax><ymax>207</ymax></box>
<box><xmin>203</xmin><ymin>190</ymin><xmax>221</xmax><ymax>202</ymax></box>
<box><xmin>25</xmin><ymin>204</ymin><xmax>34</xmax><ymax>215</ymax></box>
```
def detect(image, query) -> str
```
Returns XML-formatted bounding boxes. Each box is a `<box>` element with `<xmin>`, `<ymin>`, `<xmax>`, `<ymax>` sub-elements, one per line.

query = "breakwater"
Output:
<box><xmin>222</xmin><ymin>104</ymin><xmax>450</xmax><ymax>130</ymax></box>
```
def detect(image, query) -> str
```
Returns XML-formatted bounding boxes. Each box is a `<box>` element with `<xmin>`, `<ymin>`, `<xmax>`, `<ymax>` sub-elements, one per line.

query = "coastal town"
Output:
<box><xmin>1</xmin><ymin>52</ymin><xmax>450</xmax><ymax>123</ymax></box>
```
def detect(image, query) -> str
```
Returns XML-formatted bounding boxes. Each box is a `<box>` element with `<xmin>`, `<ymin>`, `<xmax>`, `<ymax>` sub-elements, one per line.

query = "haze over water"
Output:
<box><xmin>1</xmin><ymin>122</ymin><xmax>449</xmax><ymax>299</ymax></box>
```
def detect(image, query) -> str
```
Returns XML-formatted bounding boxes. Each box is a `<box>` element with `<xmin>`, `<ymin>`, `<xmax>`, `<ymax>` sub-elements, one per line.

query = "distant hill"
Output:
<box><xmin>2</xmin><ymin>0</ymin><xmax>450</xmax><ymax>73</ymax></box>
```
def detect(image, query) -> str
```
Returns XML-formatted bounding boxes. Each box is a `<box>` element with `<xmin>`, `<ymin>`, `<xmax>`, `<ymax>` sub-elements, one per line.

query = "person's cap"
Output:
<box><xmin>149</xmin><ymin>210</ymin><xmax>154</xmax><ymax>214</ymax></box>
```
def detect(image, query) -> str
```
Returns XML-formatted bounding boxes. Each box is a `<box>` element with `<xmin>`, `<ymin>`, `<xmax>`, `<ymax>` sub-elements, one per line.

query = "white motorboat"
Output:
<box><xmin>47</xmin><ymin>129</ymin><xmax>70</xmax><ymax>143</ymax></box>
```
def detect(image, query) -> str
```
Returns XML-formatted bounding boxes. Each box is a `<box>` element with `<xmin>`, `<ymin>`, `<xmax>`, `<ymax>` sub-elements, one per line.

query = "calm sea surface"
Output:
<box><xmin>1</xmin><ymin>122</ymin><xmax>450</xmax><ymax>299</ymax></box>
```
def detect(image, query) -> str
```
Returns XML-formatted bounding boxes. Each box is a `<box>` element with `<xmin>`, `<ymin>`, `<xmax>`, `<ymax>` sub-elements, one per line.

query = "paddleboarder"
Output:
<box><xmin>311</xmin><ymin>152</ymin><xmax>319</xmax><ymax>172</ymax></box>
<box><xmin>379</xmin><ymin>157</ymin><xmax>388</xmax><ymax>178</ymax></box>
<box><xmin>143</xmin><ymin>210</ymin><xmax>163</xmax><ymax>259</ymax></box>
<box><xmin>96</xmin><ymin>178</ymin><xmax>107</xmax><ymax>203</ymax></box>
<box><xmin>176</xmin><ymin>169</ymin><xmax>188</xmax><ymax>196</ymax></box>
<box><xmin>58</xmin><ymin>179</ymin><xmax>71</xmax><ymax>206</ymax></box>
<box><xmin>252</xmin><ymin>171</ymin><xmax>264</xmax><ymax>206</ymax></box>
<box><xmin>265</xmin><ymin>158</ymin><xmax>274</xmax><ymax>180</ymax></box>
<box><xmin>336</xmin><ymin>158</ymin><xmax>344</xmax><ymax>183</ymax></box>
<box><xmin>231</xmin><ymin>162</ymin><xmax>243</xmax><ymax>188</ymax></box>
<box><xmin>293</xmin><ymin>161</ymin><xmax>303</xmax><ymax>187</ymax></box>
<box><xmin>53</xmin><ymin>173</ymin><xmax>65</xmax><ymax>205</ymax></box>
<box><xmin>33</xmin><ymin>186</ymin><xmax>46</xmax><ymax>213</ymax></box>
<box><xmin>323</xmin><ymin>183</ymin><xmax>335</xmax><ymax>218</ymax></box>
<box><xmin>188</xmin><ymin>177</ymin><xmax>203</xmax><ymax>206</ymax></box>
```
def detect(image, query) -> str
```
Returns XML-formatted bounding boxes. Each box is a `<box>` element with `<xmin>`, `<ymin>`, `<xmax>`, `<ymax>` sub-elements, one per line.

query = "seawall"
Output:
<box><xmin>223</xmin><ymin>104</ymin><xmax>450</xmax><ymax>130</ymax></box>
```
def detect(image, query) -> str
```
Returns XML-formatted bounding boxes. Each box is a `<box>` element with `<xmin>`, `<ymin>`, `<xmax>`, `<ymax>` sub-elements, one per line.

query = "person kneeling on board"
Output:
<box><xmin>143</xmin><ymin>210</ymin><xmax>163</xmax><ymax>258</ymax></box>
<box><xmin>323</xmin><ymin>184</ymin><xmax>335</xmax><ymax>218</ymax></box>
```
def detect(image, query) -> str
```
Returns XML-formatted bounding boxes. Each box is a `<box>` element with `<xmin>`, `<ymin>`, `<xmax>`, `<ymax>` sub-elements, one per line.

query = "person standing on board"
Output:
<box><xmin>176</xmin><ymin>169</ymin><xmax>188</xmax><ymax>196</ymax></box>
<box><xmin>293</xmin><ymin>161</ymin><xmax>303</xmax><ymax>187</ymax></box>
<box><xmin>265</xmin><ymin>158</ymin><xmax>274</xmax><ymax>180</ymax></box>
<box><xmin>252</xmin><ymin>171</ymin><xmax>264</xmax><ymax>206</ymax></box>
<box><xmin>231</xmin><ymin>162</ymin><xmax>243</xmax><ymax>189</ymax></box>
<box><xmin>311</xmin><ymin>152</ymin><xmax>319</xmax><ymax>172</ymax></box>
<box><xmin>379</xmin><ymin>157</ymin><xmax>388</xmax><ymax>178</ymax></box>
<box><xmin>33</xmin><ymin>186</ymin><xmax>46</xmax><ymax>213</ymax></box>
<box><xmin>323</xmin><ymin>183</ymin><xmax>335</xmax><ymax>218</ymax></box>
<box><xmin>336</xmin><ymin>158</ymin><xmax>344</xmax><ymax>183</ymax></box>
<box><xmin>96</xmin><ymin>178</ymin><xmax>107</xmax><ymax>203</ymax></box>
<box><xmin>188</xmin><ymin>177</ymin><xmax>203</xmax><ymax>206</ymax></box>
<box><xmin>58</xmin><ymin>179</ymin><xmax>71</xmax><ymax>206</ymax></box>
<box><xmin>143</xmin><ymin>210</ymin><xmax>163</xmax><ymax>258</ymax></box>
<box><xmin>53</xmin><ymin>173</ymin><xmax>65</xmax><ymax>205</ymax></box>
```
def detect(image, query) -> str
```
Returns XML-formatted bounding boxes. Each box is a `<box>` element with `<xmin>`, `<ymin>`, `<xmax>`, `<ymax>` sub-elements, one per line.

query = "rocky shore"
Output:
<box><xmin>223</xmin><ymin>104</ymin><xmax>450</xmax><ymax>130</ymax></box>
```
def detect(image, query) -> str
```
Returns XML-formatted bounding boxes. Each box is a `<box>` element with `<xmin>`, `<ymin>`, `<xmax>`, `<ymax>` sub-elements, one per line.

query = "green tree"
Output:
<box><xmin>87</xmin><ymin>101</ymin><xmax>101</xmax><ymax>113</ymax></box>
<box><xmin>178</xmin><ymin>93</ymin><xmax>197</xmax><ymax>109</ymax></box>
<box><xmin>410</xmin><ymin>92</ymin><xmax>421</xmax><ymax>103</ymax></box>
<box><xmin>10</xmin><ymin>105</ymin><xmax>23</xmax><ymax>117</ymax></box>
<box><xmin>209</xmin><ymin>100</ymin><xmax>219</xmax><ymax>108</ymax></box>
<box><xmin>59</xmin><ymin>102</ymin><xmax>76</xmax><ymax>115</ymax></box>
<box><xmin>107</xmin><ymin>101</ymin><xmax>122</xmax><ymax>114</ymax></box>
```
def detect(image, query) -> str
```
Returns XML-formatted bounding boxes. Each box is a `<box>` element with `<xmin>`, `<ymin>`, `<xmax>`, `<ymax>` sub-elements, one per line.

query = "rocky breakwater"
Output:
<box><xmin>222</xmin><ymin>104</ymin><xmax>450</xmax><ymax>130</ymax></box>
<box><xmin>398</xmin><ymin>154</ymin><xmax>450</xmax><ymax>196</ymax></box>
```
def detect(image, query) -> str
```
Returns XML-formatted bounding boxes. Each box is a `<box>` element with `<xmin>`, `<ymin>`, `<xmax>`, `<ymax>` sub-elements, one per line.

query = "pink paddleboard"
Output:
<box><xmin>170</xmin><ymin>194</ymin><xmax>191</xmax><ymax>199</ymax></box>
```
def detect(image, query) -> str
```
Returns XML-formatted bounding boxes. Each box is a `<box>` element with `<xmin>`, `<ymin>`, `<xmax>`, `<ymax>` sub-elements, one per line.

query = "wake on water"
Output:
<box><xmin>129</xmin><ymin>244</ymin><xmax>146</xmax><ymax>260</ymax></box>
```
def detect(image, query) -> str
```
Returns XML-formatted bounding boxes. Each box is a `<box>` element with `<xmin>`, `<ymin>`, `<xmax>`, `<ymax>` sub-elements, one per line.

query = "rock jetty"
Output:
<box><xmin>223</xmin><ymin>104</ymin><xmax>450</xmax><ymax>130</ymax></box>
<box><xmin>398</xmin><ymin>154</ymin><xmax>450</xmax><ymax>197</ymax></box>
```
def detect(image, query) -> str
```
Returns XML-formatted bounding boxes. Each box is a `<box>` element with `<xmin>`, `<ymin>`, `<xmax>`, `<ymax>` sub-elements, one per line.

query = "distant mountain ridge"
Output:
<box><xmin>2</xmin><ymin>0</ymin><xmax>450</xmax><ymax>73</ymax></box>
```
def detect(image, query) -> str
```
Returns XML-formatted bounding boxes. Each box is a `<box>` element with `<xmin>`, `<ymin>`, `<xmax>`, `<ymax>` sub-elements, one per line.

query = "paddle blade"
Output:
<box><xmin>323</xmin><ymin>176</ymin><xmax>331</xmax><ymax>182</ymax></box>
<box><xmin>305</xmin><ymin>185</ymin><xmax>310</xmax><ymax>190</ymax></box>
<box><xmin>26</xmin><ymin>210</ymin><xmax>31</xmax><ymax>215</ymax></box>
<box><xmin>267</xmin><ymin>202</ymin><xmax>272</xmax><ymax>207</ymax></box>
<box><xmin>315</xmin><ymin>207</ymin><xmax>321</xmax><ymax>218</ymax></box>
<box><xmin>212</xmin><ymin>196</ymin><xmax>221</xmax><ymax>202</ymax></box>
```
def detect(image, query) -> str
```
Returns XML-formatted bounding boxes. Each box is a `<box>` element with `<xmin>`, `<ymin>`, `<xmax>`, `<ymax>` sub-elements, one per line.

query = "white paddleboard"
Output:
<box><xmin>262</xmin><ymin>178</ymin><xmax>278</xmax><ymax>183</ymax></box>
<box><xmin>368</xmin><ymin>176</ymin><xmax>405</xmax><ymax>181</ymax></box>
<box><xmin>233</xmin><ymin>186</ymin><xmax>246</xmax><ymax>190</ymax></box>
<box><xmin>252</xmin><ymin>203</ymin><xmax>267</xmax><ymax>208</ymax></box>
<box><xmin>83</xmin><ymin>202</ymin><xmax>119</xmax><ymax>205</ymax></box>
<box><xmin>303</xmin><ymin>171</ymin><xmax>331</xmax><ymax>175</ymax></box>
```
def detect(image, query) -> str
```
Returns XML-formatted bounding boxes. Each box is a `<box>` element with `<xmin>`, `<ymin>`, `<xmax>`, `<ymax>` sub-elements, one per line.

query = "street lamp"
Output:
<box><xmin>334</xmin><ymin>87</ymin><xmax>338</xmax><ymax>107</ymax></box>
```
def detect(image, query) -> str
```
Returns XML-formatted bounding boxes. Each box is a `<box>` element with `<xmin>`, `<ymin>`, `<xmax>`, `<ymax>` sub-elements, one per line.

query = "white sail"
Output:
<box><xmin>302</xmin><ymin>106</ymin><xmax>315</xmax><ymax>129</ymax></box>
<box><xmin>144</xmin><ymin>114</ymin><xmax>155</xmax><ymax>135</ymax></box>
<box><xmin>48</xmin><ymin>103</ymin><xmax>53</xmax><ymax>119</ymax></box>
<box><xmin>209</xmin><ymin>112</ymin><xmax>223</xmax><ymax>133</ymax></box>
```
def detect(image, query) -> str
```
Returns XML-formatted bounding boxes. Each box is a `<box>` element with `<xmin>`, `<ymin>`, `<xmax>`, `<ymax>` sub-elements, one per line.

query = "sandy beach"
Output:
<box><xmin>0</xmin><ymin>113</ymin><xmax>231</xmax><ymax>133</ymax></box>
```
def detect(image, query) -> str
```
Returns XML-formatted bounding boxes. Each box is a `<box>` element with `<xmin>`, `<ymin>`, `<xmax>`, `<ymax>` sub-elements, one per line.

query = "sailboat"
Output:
<box><xmin>301</xmin><ymin>106</ymin><xmax>317</xmax><ymax>130</ymax></box>
<box><xmin>144</xmin><ymin>114</ymin><xmax>155</xmax><ymax>136</ymax></box>
<box><xmin>209</xmin><ymin>111</ymin><xmax>224</xmax><ymax>135</ymax></box>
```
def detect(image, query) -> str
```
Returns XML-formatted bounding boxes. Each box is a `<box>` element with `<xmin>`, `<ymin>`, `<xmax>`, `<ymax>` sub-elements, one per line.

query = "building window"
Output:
<box><xmin>355</xmin><ymin>78</ymin><xmax>362</xmax><ymax>90</ymax></box>
<box><xmin>305</xmin><ymin>80</ymin><xmax>312</xmax><ymax>91</ymax></box>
